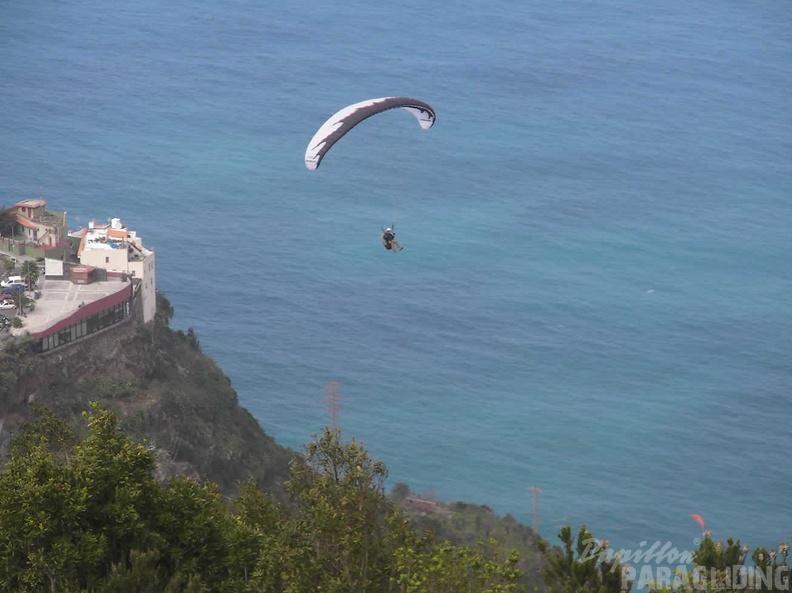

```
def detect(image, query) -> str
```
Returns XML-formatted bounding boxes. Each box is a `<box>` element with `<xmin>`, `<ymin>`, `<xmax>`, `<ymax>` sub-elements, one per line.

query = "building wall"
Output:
<box><xmin>15</xmin><ymin>203</ymin><xmax>45</xmax><ymax>219</ymax></box>
<box><xmin>0</xmin><ymin>238</ymin><xmax>70</xmax><ymax>260</ymax></box>
<box><xmin>80</xmin><ymin>247</ymin><xmax>128</xmax><ymax>272</ymax></box>
<box><xmin>14</xmin><ymin>204</ymin><xmax>67</xmax><ymax>248</ymax></box>
<box><xmin>75</xmin><ymin>220</ymin><xmax>157</xmax><ymax>325</ymax></box>
<box><xmin>22</xmin><ymin>243</ymin><xmax>70</xmax><ymax>260</ymax></box>
<box><xmin>31</xmin><ymin>283</ymin><xmax>133</xmax><ymax>354</ymax></box>
<box><xmin>19</xmin><ymin>224</ymin><xmax>60</xmax><ymax>247</ymax></box>
<box><xmin>0</xmin><ymin>238</ymin><xmax>25</xmax><ymax>256</ymax></box>
<box><xmin>128</xmin><ymin>252</ymin><xmax>156</xmax><ymax>323</ymax></box>
<box><xmin>34</xmin><ymin>299</ymin><xmax>132</xmax><ymax>354</ymax></box>
<box><xmin>48</xmin><ymin>211</ymin><xmax>68</xmax><ymax>242</ymax></box>
<box><xmin>45</xmin><ymin>258</ymin><xmax>65</xmax><ymax>277</ymax></box>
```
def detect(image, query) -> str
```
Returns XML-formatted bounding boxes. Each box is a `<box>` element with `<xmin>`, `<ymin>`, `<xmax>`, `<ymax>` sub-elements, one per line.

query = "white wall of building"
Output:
<box><xmin>45</xmin><ymin>258</ymin><xmax>64</xmax><ymax>277</ymax></box>
<box><xmin>78</xmin><ymin>221</ymin><xmax>157</xmax><ymax>324</ymax></box>
<box><xmin>128</xmin><ymin>251</ymin><xmax>156</xmax><ymax>323</ymax></box>
<box><xmin>80</xmin><ymin>247</ymin><xmax>129</xmax><ymax>272</ymax></box>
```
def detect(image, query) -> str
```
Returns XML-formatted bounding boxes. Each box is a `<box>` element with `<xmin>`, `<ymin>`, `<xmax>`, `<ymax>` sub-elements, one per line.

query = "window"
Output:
<box><xmin>36</xmin><ymin>297</ymin><xmax>131</xmax><ymax>353</ymax></box>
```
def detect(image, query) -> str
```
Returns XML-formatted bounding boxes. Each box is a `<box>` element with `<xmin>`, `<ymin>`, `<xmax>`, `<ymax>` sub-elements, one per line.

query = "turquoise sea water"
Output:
<box><xmin>2</xmin><ymin>0</ymin><xmax>791</xmax><ymax>568</ymax></box>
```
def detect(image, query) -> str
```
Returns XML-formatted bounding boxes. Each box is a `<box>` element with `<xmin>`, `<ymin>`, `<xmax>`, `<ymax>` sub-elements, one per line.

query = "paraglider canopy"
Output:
<box><xmin>304</xmin><ymin>96</ymin><xmax>436</xmax><ymax>171</ymax></box>
<box><xmin>691</xmin><ymin>514</ymin><xmax>706</xmax><ymax>529</ymax></box>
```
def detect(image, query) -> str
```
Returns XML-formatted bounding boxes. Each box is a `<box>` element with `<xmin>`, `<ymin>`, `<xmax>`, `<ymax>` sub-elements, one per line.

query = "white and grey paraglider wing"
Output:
<box><xmin>304</xmin><ymin>97</ymin><xmax>436</xmax><ymax>171</ymax></box>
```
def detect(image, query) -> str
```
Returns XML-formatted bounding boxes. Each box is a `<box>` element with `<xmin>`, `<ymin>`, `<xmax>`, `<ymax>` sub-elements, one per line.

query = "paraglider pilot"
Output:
<box><xmin>382</xmin><ymin>227</ymin><xmax>403</xmax><ymax>252</ymax></box>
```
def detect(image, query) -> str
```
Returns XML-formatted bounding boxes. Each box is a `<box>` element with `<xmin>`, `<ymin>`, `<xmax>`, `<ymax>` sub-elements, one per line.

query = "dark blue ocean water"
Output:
<box><xmin>2</xmin><ymin>0</ymin><xmax>791</xmax><ymax>567</ymax></box>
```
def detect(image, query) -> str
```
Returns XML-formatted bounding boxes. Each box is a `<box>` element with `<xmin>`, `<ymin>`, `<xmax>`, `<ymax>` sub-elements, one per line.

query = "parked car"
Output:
<box><xmin>0</xmin><ymin>276</ymin><xmax>23</xmax><ymax>288</ymax></box>
<box><xmin>1</xmin><ymin>284</ymin><xmax>25</xmax><ymax>294</ymax></box>
<box><xmin>0</xmin><ymin>289</ymin><xmax>23</xmax><ymax>301</ymax></box>
<box><xmin>0</xmin><ymin>301</ymin><xmax>15</xmax><ymax>310</ymax></box>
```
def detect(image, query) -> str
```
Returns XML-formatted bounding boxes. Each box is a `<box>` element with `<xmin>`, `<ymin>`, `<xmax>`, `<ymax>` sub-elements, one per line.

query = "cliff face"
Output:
<box><xmin>0</xmin><ymin>292</ymin><xmax>296</xmax><ymax>499</ymax></box>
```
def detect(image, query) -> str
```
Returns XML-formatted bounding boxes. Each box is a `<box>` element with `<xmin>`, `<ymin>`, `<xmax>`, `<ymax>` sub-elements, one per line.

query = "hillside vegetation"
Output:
<box><xmin>0</xmin><ymin>405</ymin><xmax>526</xmax><ymax>592</ymax></box>
<box><xmin>0</xmin><ymin>292</ymin><xmax>295</xmax><ymax>499</ymax></box>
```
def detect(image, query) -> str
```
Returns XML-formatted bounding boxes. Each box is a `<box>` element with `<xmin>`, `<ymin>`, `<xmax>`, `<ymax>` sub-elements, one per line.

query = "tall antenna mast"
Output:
<box><xmin>323</xmin><ymin>381</ymin><xmax>344</xmax><ymax>430</ymax></box>
<box><xmin>527</xmin><ymin>485</ymin><xmax>542</xmax><ymax>534</ymax></box>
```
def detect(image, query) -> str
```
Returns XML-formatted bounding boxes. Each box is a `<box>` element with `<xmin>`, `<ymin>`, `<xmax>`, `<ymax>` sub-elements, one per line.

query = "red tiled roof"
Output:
<box><xmin>14</xmin><ymin>199</ymin><xmax>46</xmax><ymax>209</ymax></box>
<box><xmin>15</xmin><ymin>217</ymin><xmax>40</xmax><ymax>230</ymax></box>
<box><xmin>77</xmin><ymin>233</ymin><xmax>87</xmax><ymax>256</ymax></box>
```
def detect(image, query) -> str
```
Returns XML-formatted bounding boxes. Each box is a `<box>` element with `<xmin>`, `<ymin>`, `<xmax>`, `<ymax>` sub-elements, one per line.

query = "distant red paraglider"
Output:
<box><xmin>691</xmin><ymin>513</ymin><xmax>706</xmax><ymax>529</ymax></box>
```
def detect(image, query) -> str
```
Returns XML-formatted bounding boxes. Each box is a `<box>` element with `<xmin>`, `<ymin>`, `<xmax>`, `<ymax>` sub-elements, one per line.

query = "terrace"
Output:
<box><xmin>9</xmin><ymin>277</ymin><xmax>131</xmax><ymax>337</ymax></box>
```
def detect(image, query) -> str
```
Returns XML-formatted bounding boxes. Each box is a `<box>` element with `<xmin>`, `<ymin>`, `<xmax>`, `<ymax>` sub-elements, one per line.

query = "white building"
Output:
<box><xmin>74</xmin><ymin>218</ymin><xmax>157</xmax><ymax>323</ymax></box>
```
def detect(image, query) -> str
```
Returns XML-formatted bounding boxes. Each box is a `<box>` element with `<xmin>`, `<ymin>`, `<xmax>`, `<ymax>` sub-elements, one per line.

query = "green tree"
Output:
<box><xmin>0</xmin><ymin>404</ymin><xmax>161</xmax><ymax>592</ymax></box>
<box><xmin>391</xmin><ymin>482</ymin><xmax>411</xmax><ymax>503</ymax></box>
<box><xmin>9</xmin><ymin>405</ymin><xmax>80</xmax><ymax>462</ymax></box>
<box><xmin>0</xmin><ymin>406</ymin><xmax>531</xmax><ymax>592</ymax></box>
<box><xmin>21</xmin><ymin>259</ymin><xmax>41</xmax><ymax>290</ymax></box>
<box><xmin>5</xmin><ymin>290</ymin><xmax>34</xmax><ymax>317</ymax></box>
<box><xmin>681</xmin><ymin>532</ymin><xmax>749</xmax><ymax>590</ymax></box>
<box><xmin>0</xmin><ymin>339</ymin><xmax>38</xmax><ymax>404</ymax></box>
<box><xmin>0</xmin><ymin>418</ymin><xmax>104</xmax><ymax>591</ymax></box>
<box><xmin>393</xmin><ymin>537</ymin><xmax>523</xmax><ymax>593</ymax></box>
<box><xmin>233</xmin><ymin>480</ymin><xmax>286</xmax><ymax>586</ymax></box>
<box><xmin>3</xmin><ymin>256</ymin><xmax>15</xmax><ymax>276</ymax></box>
<box><xmin>256</xmin><ymin>427</ymin><xmax>526</xmax><ymax>593</ymax></box>
<box><xmin>750</xmin><ymin>544</ymin><xmax>790</xmax><ymax>593</ymax></box>
<box><xmin>96</xmin><ymin>549</ymin><xmax>199</xmax><ymax>593</ymax></box>
<box><xmin>155</xmin><ymin>291</ymin><xmax>174</xmax><ymax>327</ymax></box>
<box><xmin>277</xmin><ymin>427</ymin><xmax>394</xmax><ymax>592</ymax></box>
<box><xmin>154</xmin><ymin>476</ymin><xmax>245</xmax><ymax>591</ymax></box>
<box><xmin>637</xmin><ymin>536</ymin><xmax>790</xmax><ymax>593</ymax></box>
<box><xmin>0</xmin><ymin>206</ymin><xmax>16</xmax><ymax>238</ymax></box>
<box><xmin>539</xmin><ymin>525</ymin><xmax>632</xmax><ymax>593</ymax></box>
<box><xmin>70</xmin><ymin>405</ymin><xmax>161</xmax><ymax>577</ymax></box>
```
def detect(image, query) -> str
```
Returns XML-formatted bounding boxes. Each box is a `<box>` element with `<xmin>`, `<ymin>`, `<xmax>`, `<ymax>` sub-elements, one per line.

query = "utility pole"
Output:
<box><xmin>323</xmin><ymin>381</ymin><xmax>344</xmax><ymax>431</ymax></box>
<box><xmin>527</xmin><ymin>485</ymin><xmax>542</xmax><ymax>534</ymax></box>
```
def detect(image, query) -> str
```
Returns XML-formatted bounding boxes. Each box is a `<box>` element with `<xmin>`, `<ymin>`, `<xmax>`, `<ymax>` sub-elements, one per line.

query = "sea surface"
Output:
<box><xmin>2</xmin><ymin>0</ymin><xmax>791</xmax><ymax>574</ymax></box>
